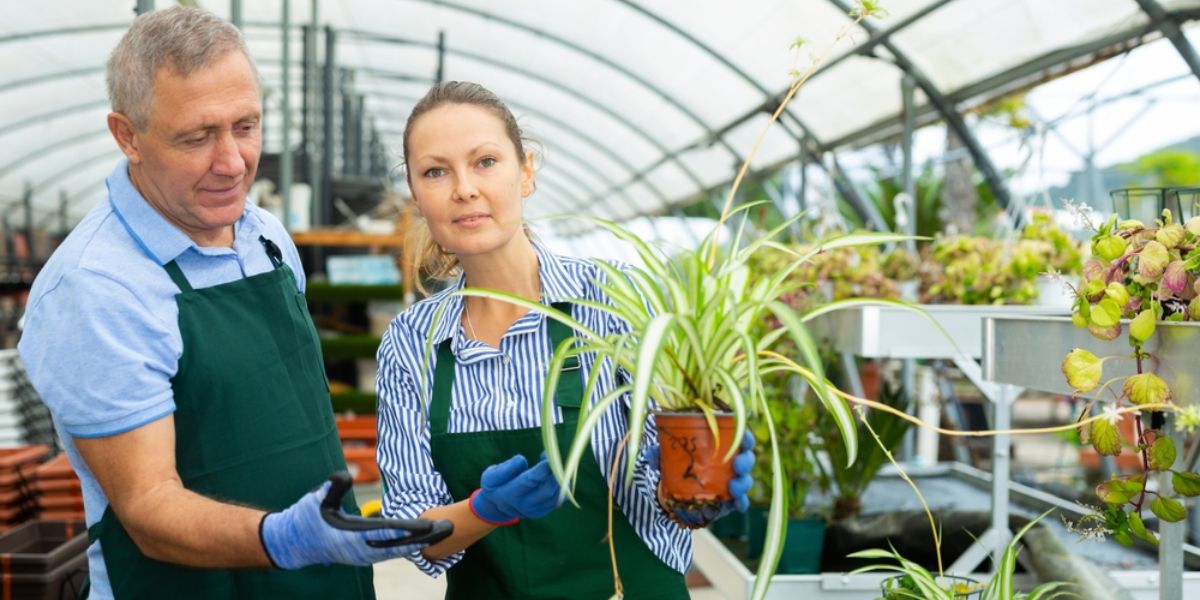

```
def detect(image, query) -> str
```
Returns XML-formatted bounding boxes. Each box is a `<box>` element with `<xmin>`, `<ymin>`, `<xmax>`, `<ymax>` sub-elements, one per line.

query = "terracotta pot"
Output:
<box><xmin>656</xmin><ymin>412</ymin><xmax>736</xmax><ymax>503</ymax></box>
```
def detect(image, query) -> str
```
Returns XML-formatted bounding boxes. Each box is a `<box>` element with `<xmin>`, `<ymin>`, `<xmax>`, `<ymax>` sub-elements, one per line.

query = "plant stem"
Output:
<box><xmin>860</xmin><ymin>407</ymin><xmax>945</xmax><ymax>580</ymax></box>
<box><xmin>1133</xmin><ymin>345</ymin><xmax>1151</xmax><ymax>514</ymax></box>
<box><xmin>606</xmin><ymin>432</ymin><xmax>630</xmax><ymax>597</ymax></box>
<box><xmin>708</xmin><ymin>12</ymin><xmax>869</xmax><ymax>267</ymax></box>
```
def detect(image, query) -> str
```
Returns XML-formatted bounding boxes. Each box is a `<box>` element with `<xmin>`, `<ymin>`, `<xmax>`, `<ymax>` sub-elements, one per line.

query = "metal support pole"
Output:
<box><xmin>230</xmin><ymin>0</ymin><xmax>242</xmax><ymax>30</ymax></box>
<box><xmin>22</xmin><ymin>182</ymin><xmax>34</xmax><ymax>262</ymax></box>
<box><xmin>901</xmin><ymin>74</ymin><xmax>917</xmax><ymax>249</ymax></box>
<box><xmin>301</xmin><ymin>24</ymin><xmax>312</xmax><ymax>169</ymax></box>
<box><xmin>58</xmin><ymin>190</ymin><xmax>68</xmax><ymax>237</ymax></box>
<box><xmin>353</xmin><ymin>95</ymin><xmax>365</xmax><ymax>176</ymax></box>
<box><xmin>1135</xmin><ymin>0</ymin><xmax>1200</xmax><ymax>86</ymax></box>
<box><xmin>280</xmin><ymin>0</ymin><xmax>293</xmax><ymax>231</ymax></box>
<box><xmin>1159</xmin><ymin>415</ymin><xmax>1184</xmax><ymax>600</ymax></box>
<box><xmin>135</xmin><ymin>0</ymin><xmax>154</xmax><ymax>16</ymax></box>
<box><xmin>435</xmin><ymin>30</ymin><xmax>446</xmax><ymax>84</ymax></box>
<box><xmin>341</xmin><ymin>76</ymin><xmax>355</xmax><ymax>178</ymax></box>
<box><xmin>321</xmin><ymin>25</ymin><xmax>336</xmax><ymax>227</ymax></box>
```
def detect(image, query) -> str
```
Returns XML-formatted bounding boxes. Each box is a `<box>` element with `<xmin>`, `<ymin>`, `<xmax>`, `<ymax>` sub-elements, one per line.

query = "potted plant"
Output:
<box><xmin>919</xmin><ymin>235</ymin><xmax>1039</xmax><ymax>305</ymax></box>
<box><xmin>444</xmin><ymin>4</ymin><xmax>900</xmax><ymax>597</ymax></box>
<box><xmin>881</xmin><ymin>247</ymin><xmax>921</xmax><ymax>301</ymax></box>
<box><xmin>849</xmin><ymin>511</ymin><xmax>1070</xmax><ymax>599</ymax></box>
<box><xmin>742</xmin><ymin>377</ymin><xmax>825</xmax><ymax>573</ymax></box>
<box><xmin>1018</xmin><ymin>213</ymin><xmax>1084</xmax><ymax>307</ymax></box>
<box><xmin>1059</xmin><ymin>209</ymin><xmax>1200</xmax><ymax>544</ymax></box>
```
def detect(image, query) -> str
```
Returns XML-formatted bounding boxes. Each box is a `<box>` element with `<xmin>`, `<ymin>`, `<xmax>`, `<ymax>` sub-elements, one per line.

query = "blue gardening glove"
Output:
<box><xmin>647</xmin><ymin>431</ymin><xmax>755</xmax><ymax>529</ymax></box>
<box><xmin>260</xmin><ymin>481</ymin><xmax>426</xmax><ymax>569</ymax></box>
<box><xmin>469</xmin><ymin>453</ymin><xmax>564</xmax><ymax>526</ymax></box>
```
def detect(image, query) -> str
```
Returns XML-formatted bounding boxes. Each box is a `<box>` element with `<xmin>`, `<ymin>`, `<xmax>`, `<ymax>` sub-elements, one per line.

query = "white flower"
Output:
<box><xmin>1102</xmin><ymin>404</ymin><xmax>1123</xmax><ymax>427</ymax></box>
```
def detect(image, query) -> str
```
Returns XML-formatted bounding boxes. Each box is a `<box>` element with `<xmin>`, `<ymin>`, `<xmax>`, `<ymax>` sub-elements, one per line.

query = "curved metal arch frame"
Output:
<box><xmin>0</xmin><ymin>98</ymin><xmax>109</xmax><ymax>139</ymax></box>
<box><xmin>825</xmin><ymin>0</ymin><xmax>1011</xmax><ymax>211</ymax></box>
<box><xmin>357</xmin><ymin>87</ymin><xmax>670</xmax><ymax>208</ymax></box>
<box><xmin>1134</xmin><ymin>0</ymin><xmax>1200</xmax><ymax>84</ymax></box>
<box><xmin>328</xmin><ymin>28</ymin><xmax>710</xmax><ymax>197</ymax></box>
<box><xmin>610</xmin><ymin>0</ymin><xmax>885</xmax><ymax>229</ymax></box>
<box><xmin>389</xmin><ymin>1</ymin><xmax>746</xmax><ymax>164</ymax></box>
<box><xmin>0</xmin><ymin>127</ymin><xmax>111</xmax><ymax>181</ymax></box>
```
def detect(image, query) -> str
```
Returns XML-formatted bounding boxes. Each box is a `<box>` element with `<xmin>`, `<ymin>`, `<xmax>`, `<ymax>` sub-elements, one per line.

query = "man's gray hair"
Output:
<box><xmin>107</xmin><ymin>6</ymin><xmax>257</xmax><ymax>130</ymax></box>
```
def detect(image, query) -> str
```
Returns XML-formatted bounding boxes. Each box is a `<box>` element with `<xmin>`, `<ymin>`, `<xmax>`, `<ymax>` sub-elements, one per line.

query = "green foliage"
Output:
<box><xmin>849</xmin><ymin>511</ymin><xmax>1073</xmax><ymax>600</ymax></box>
<box><xmin>1063</xmin><ymin>208</ymin><xmax>1200</xmax><ymax>543</ymax></box>
<box><xmin>817</xmin><ymin>380</ymin><xmax>912</xmax><ymax>521</ymax></box>
<box><xmin>1119</xmin><ymin>149</ymin><xmax>1200</xmax><ymax>188</ymax></box>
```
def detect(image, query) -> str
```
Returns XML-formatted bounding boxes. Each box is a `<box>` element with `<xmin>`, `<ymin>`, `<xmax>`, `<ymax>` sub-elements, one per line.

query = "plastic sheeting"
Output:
<box><xmin>1</xmin><ymin>0</ymin><xmax>1198</xmax><ymax>226</ymax></box>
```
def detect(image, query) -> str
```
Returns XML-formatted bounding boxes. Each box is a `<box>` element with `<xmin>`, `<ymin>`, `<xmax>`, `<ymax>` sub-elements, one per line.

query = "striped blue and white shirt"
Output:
<box><xmin>376</xmin><ymin>241</ymin><xmax>692</xmax><ymax>576</ymax></box>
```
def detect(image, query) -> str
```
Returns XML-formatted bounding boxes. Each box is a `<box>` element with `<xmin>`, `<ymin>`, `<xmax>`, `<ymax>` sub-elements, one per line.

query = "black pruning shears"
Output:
<box><xmin>320</xmin><ymin>471</ymin><xmax>454</xmax><ymax>548</ymax></box>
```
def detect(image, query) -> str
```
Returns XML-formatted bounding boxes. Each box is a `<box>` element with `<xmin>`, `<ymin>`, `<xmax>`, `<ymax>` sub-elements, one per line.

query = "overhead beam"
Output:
<box><xmin>823</xmin><ymin>10</ymin><xmax>1200</xmax><ymax>152</ymax></box>
<box><xmin>1134</xmin><ymin>0</ymin><xmax>1200</xmax><ymax>85</ymax></box>
<box><xmin>611</xmin><ymin>0</ymin><xmax>877</xmax><ymax>225</ymax></box>
<box><xmin>826</xmin><ymin>0</ymin><xmax>1011</xmax><ymax>211</ymax></box>
<box><xmin>0</xmin><ymin>128</ymin><xmax>111</xmax><ymax>181</ymax></box>
<box><xmin>391</xmin><ymin>1</ymin><xmax>743</xmax><ymax>163</ymax></box>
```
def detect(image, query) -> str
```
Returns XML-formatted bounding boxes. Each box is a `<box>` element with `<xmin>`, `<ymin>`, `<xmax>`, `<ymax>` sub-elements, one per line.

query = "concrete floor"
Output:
<box><xmin>370</xmin><ymin>553</ymin><xmax>726</xmax><ymax>600</ymax></box>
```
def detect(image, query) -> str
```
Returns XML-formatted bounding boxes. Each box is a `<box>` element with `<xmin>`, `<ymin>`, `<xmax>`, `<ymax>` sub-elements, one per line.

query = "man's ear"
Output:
<box><xmin>107</xmin><ymin>112</ymin><xmax>142</xmax><ymax>164</ymax></box>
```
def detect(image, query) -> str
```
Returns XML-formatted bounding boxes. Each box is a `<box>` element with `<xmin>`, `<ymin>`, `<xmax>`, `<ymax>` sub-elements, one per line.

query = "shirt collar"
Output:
<box><xmin>426</xmin><ymin>239</ymin><xmax>588</xmax><ymax>347</ymax></box>
<box><xmin>107</xmin><ymin>157</ymin><xmax>257</xmax><ymax>265</ymax></box>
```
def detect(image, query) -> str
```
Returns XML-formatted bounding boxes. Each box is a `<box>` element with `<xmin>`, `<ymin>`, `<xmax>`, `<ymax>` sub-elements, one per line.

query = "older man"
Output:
<box><xmin>18</xmin><ymin>7</ymin><xmax>432</xmax><ymax>599</ymax></box>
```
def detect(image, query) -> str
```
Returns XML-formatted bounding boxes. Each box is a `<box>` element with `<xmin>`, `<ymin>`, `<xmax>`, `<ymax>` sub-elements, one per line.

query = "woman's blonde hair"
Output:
<box><xmin>402</xmin><ymin>81</ymin><xmax>536</xmax><ymax>293</ymax></box>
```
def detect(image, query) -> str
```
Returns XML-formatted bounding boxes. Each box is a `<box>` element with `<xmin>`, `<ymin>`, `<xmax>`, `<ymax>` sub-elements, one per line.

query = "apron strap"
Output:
<box><xmin>162</xmin><ymin>236</ymin><xmax>284</xmax><ymax>293</ymax></box>
<box><xmin>163</xmin><ymin>261</ymin><xmax>194</xmax><ymax>293</ymax></box>
<box><xmin>428</xmin><ymin>302</ymin><xmax>576</xmax><ymax>436</ymax></box>
<box><xmin>259</xmin><ymin>235</ymin><xmax>285</xmax><ymax>269</ymax></box>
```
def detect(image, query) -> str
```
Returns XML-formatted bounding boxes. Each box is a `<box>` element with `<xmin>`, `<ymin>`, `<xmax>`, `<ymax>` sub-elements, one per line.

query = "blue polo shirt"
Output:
<box><xmin>17</xmin><ymin>158</ymin><xmax>304</xmax><ymax>599</ymax></box>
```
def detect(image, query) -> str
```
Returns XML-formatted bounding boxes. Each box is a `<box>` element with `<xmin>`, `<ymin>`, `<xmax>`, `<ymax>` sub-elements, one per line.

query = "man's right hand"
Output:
<box><xmin>260</xmin><ymin>481</ymin><xmax>427</xmax><ymax>569</ymax></box>
<box><xmin>468</xmin><ymin>454</ymin><xmax>563</xmax><ymax>526</ymax></box>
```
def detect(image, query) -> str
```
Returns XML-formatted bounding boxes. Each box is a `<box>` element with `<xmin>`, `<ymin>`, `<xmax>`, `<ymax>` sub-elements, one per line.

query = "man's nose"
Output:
<box><xmin>211</xmin><ymin>131</ymin><xmax>246</xmax><ymax>177</ymax></box>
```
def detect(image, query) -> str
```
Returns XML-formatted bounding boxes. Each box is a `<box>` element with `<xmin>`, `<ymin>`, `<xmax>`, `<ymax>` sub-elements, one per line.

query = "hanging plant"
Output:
<box><xmin>1061</xmin><ymin>209</ymin><xmax>1200</xmax><ymax>545</ymax></box>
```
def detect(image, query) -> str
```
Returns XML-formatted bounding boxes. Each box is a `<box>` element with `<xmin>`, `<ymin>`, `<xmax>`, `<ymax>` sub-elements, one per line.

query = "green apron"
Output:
<box><xmin>429</xmin><ymin>304</ymin><xmax>687</xmax><ymax>600</ymax></box>
<box><xmin>86</xmin><ymin>237</ymin><xmax>375</xmax><ymax>599</ymax></box>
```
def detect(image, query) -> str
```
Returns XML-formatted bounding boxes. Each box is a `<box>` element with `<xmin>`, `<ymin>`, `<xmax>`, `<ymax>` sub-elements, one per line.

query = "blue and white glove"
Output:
<box><xmin>260</xmin><ymin>481</ymin><xmax>426</xmax><ymax>569</ymax></box>
<box><xmin>468</xmin><ymin>453</ymin><xmax>563</xmax><ymax>526</ymax></box>
<box><xmin>648</xmin><ymin>431</ymin><xmax>755</xmax><ymax>529</ymax></box>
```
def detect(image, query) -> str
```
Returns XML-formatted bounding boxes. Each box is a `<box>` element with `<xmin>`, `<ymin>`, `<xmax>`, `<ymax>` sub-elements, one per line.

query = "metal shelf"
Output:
<box><xmin>983</xmin><ymin>314</ymin><xmax>1200</xmax><ymax>600</ymax></box>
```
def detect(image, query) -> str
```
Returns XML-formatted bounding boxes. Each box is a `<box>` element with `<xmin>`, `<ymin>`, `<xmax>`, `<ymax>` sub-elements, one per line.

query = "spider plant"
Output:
<box><xmin>455</xmin><ymin>203</ymin><xmax>920</xmax><ymax>597</ymax></box>
<box><xmin>848</xmin><ymin>510</ymin><xmax>1073</xmax><ymax>600</ymax></box>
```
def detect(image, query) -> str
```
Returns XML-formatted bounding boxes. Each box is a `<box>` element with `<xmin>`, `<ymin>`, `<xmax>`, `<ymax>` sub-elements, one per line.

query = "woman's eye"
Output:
<box><xmin>478</xmin><ymin>157</ymin><xmax>497</xmax><ymax>168</ymax></box>
<box><xmin>423</xmin><ymin>167</ymin><xmax>445</xmax><ymax>178</ymax></box>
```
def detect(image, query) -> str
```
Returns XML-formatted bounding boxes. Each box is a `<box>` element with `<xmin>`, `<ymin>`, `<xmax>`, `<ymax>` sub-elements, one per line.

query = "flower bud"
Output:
<box><xmin>1118</xmin><ymin>219</ymin><xmax>1145</xmax><ymax>231</ymax></box>
<box><xmin>1157</xmin><ymin>223</ymin><xmax>1186</xmax><ymax>248</ymax></box>
<box><xmin>1189</xmin><ymin>296</ymin><xmax>1200</xmax><ymax>320</ymax></box>
<box><xmin>1062</xmin><ymin>348</ymin><xmax>1103</xmax><ymax>392</ymax></box>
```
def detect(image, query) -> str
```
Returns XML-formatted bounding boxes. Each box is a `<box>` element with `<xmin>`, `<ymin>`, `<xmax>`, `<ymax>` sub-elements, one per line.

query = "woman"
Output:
<box><xmin>376</xmin><ymin>81</ymin><xmax>752</xmax><ymax>599</ymax></box>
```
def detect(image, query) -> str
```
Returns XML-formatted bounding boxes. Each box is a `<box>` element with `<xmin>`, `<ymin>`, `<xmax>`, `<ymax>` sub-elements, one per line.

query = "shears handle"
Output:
<box><xmin>320</xmin><ymin>471</ymin><xmax>454</xmax><ymax>548</ymax></box>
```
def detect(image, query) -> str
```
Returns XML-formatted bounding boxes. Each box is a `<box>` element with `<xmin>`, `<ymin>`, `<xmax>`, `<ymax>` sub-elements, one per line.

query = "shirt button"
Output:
<box><xmin>503</xmin><ymin>356</ymin><xmax>511</xmax><ymax>364</ymax></box>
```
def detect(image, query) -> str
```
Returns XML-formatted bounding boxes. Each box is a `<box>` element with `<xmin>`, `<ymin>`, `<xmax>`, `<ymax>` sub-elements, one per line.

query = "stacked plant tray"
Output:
<box><xmin>0</xmin><ymin>519</ymin><xmax>88</xmax><ymax>600</ymax></box>
<box><xmin>33</xmin><ymin>455</ymin><xmax>82</xmax><ymax>522</ymax></box>
<box><xmin>0</xmin><ymin>445</ymin><xmax>49</xmax><ymax>531</ymax></box>
<box><xmin>336</xmin><ymin>414</ymin><xmax>378</xmax><ymax>484</ymax></box>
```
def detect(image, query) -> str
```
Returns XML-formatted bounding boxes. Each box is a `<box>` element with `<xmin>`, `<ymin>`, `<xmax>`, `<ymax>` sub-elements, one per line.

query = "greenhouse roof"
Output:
<box><xmin>2</xmin><ymin>0</ymin><xmax>1199</xmax><ymax>229</ymax></box>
